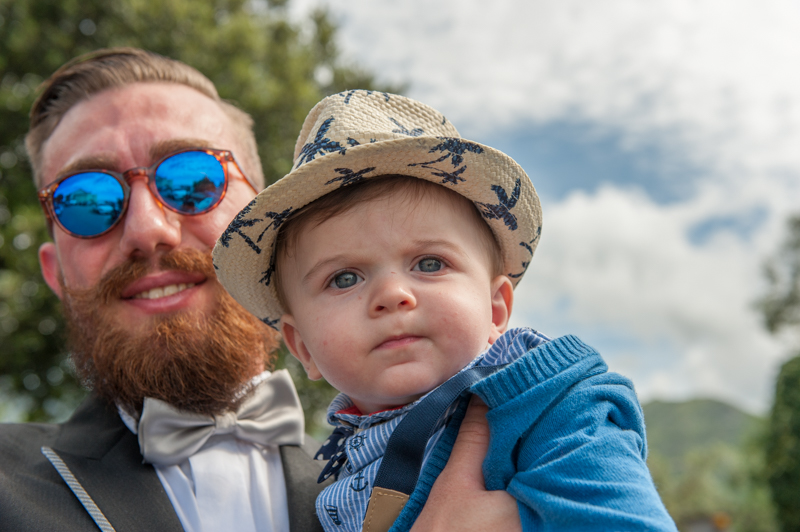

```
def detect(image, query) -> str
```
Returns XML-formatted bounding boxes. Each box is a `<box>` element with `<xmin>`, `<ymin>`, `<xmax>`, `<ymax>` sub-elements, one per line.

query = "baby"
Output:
<box><xmin>213</xmin><ymin>90</ymin><xmax>676</xmax><ymax>531</ymax></box>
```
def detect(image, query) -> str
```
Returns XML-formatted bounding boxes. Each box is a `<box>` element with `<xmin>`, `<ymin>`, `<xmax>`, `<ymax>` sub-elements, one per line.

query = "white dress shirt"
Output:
<box><xmin>119</xmin><ymin>371</ymin><xmax>291</xmax><ymax>532</ymax></box>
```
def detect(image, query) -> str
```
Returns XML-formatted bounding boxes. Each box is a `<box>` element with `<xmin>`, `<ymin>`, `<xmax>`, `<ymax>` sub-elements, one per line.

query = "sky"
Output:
<box><xmin>290</xmin><ymin>0</ymin><xmax>800</xmax><ymax>414</ymax></box>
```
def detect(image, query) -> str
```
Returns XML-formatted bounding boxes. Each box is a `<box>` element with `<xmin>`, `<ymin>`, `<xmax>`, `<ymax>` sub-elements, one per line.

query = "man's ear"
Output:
<box><xmin>488</xmin><ymin>275</ymin><xmax>514</xmax><ymax>344</ymax></box>
<box><xmin>39</xmin><ymin>242</ymin><xmax>64</xmax><ymax>300</ymax></box>
<box><xmin>280</xmin><ymin>315</ymin><xmax>322</xmax><ymax>380</ymax></box>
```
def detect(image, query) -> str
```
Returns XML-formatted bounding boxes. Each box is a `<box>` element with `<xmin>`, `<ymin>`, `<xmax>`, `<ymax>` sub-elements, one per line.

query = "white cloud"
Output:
<box><xmin>308</xmin><ymin>0</ymin><xmax>800</xmax><ymax>179</ymax></box>
<box><xmin>291</xmin><ymin>0</ymin><xmax>800</xmax><ymax>412</ymax></box>
<box><xmin>511</xmin><ymin>185</ymin><xmax>789</xmax><ymax>413</ymax></box>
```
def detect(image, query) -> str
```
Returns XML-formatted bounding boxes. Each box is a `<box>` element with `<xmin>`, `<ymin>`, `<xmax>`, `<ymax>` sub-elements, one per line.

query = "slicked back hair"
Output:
<box><xmin>26</xmin><ymin>47</ymin><xmax>264</xmax><ymax>189</ymax></box>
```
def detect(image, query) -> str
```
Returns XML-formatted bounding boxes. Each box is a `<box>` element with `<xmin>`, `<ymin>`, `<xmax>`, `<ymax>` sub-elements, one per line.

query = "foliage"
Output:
<box><xmin>765</xmin><ymin>355</ymin><xmax>800</xmax><ymax>532</ymax></box>
<box><xmin>644</xmin><ymin>400</ymin><xmax>778</xmax><ymax>531</ymax></box>
<box><xmin>758</xmin><ymin>215</ymin><xmax>800</xmax><ymax>530</ymax></box>
<box><xmin>643</xmin><ymin>399</ymin><xmax>761</xmax><ymax>473</ymax></box>
<box><xmin>760</xmin><ymin>215</ymin><xmax>800</xmax><ymax>335</ymax></box>
<box><xmin>275</xmin><ymin>345</ymin><xmax>338</xmax><ymax>441</ymax></box>
<box><xmin>649</xmin><ymin>442</ymin><xmax>777</xmax><ymax>532</ymax></box>
<box><xmin>0</xmin><ymin>0</ymin><xmax>397</xmax><ymax>433</ymax></box>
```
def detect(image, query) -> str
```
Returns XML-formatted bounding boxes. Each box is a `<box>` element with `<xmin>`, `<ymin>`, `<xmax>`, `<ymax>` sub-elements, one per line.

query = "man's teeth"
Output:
<box><xmin>132</xmin><ymin>283</ymin><xmax>196</xmax><ymax>300</ymax></box>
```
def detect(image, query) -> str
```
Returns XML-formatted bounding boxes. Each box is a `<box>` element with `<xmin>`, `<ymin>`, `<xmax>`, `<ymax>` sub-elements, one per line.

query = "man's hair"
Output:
<box><xmin>274</xmin><ymin>175</ymin><xmax>504</xmax><ymax>311</ymax></box>
<box><xmin>26</xmin><ymin>47</ymin><xmax>264</xmax><ymax>189</ymax></box>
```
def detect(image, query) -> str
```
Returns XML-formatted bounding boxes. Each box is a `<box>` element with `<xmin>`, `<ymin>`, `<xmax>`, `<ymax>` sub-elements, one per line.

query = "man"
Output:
<box><xmin>0</xmin><ymin>48</ymin><xmax>521</xmax><ymax>532</ymax></box>
<box><xmin>0</xmin><ymin>47</ymin><xmax>326</xmax><ymax>532</ymax></box>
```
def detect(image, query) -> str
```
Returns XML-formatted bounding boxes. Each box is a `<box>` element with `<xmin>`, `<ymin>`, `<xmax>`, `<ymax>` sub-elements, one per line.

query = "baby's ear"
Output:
<box><xmin>280</xmin><ymin>315</ymin><xmax>323</xmax><ymax>380</ymax></box>
<box><xmin>488</xmin><ymin>275</ymin><xmax>514</xmax><ymax>344</ymax></box>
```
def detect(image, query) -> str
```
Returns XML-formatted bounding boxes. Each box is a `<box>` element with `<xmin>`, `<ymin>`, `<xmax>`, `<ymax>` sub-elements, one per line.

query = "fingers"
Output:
<box><xmin>444</xmin><ymin>395</ymin><xmax>491</xmax><ymax>486</ymax></box>
<box><xmin>409</xmin><ymin>395</ymin><xmax>522</xmax><ymax>532</ymax></box>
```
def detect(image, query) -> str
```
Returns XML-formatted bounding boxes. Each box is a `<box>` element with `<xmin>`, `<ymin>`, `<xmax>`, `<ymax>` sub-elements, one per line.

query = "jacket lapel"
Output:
<box><xmin>52</xmin><ymin>395</ymin><xmax>184</xmax><ymax>532</ymax></box>
<box><xmin>281</xmin><ymin>440</ymin><xmax>331</xmax><ymax>532</ymax></box>
<box><xmin>54</xmin><ymin>395</ymin><xmax>331</xmax><ymax>532</ymax></box>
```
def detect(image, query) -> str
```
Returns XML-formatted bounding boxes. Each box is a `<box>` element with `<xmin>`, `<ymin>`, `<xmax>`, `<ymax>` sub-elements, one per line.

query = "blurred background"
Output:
<box><xmin>2</xmin><ymin>0</ymin><xmax>800</xmax><ymax>530</ymax></box>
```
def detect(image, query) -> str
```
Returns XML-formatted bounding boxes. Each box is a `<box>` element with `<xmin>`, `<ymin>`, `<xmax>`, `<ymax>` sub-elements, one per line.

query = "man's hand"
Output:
<box><xmin>410</xmin><ymin>396</ymin><xmax>522</xmax><ymax>532</ymax></box>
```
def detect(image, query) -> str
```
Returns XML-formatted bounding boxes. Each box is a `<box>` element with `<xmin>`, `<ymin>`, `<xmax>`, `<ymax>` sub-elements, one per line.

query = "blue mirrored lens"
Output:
<box><xmin>52</xmin><ymin>172</ymin><xmax>125</xmax><ymax>237</ymax></box>
<box><xmin>155</xmin><ymin>151</ymin><xmax>225</xmax><ymax>214</ymax></box>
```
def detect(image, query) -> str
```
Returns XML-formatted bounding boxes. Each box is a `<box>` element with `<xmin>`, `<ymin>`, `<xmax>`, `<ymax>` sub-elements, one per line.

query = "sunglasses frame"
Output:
<box><xmin>38</xmin><ymin>148</ymin><xmax>255</xmax><ymax>239</ymax></box>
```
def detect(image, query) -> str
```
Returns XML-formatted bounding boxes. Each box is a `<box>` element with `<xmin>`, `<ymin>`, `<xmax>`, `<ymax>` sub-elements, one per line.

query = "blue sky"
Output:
<box><xmin>483</xmin><ymin>120</ymin><xmax>701</xmax><ymax>205</ymax></box>
<box><xmin>292</xmin><ymin>0</ymin><xmax>800</xmax><ymax>413</ymax></box>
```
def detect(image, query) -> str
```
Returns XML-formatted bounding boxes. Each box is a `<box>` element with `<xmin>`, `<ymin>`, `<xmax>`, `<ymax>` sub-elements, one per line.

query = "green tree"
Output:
<box><xmin>649</xmin><ymin>442</ymin><xmax>778</xmax><ymax>532</ymax></box>
<box><xmin>0</xmin><ymin>0</ymin><xmax>397</xmax><ymax>433</ymax></box>
<box><xmin>761</xmin><ymin>216</ymin><xmax>800</xmax><ymax>335</ymax></box>
<box><xmin>765</xmin><ymin>357</ymin><xmax>800</xmax><ymax>531</ymax></box>
<box><xmin>760</xmin><ymin>215</ymin><xmax>800</xmax><ymax>531</ymax></box>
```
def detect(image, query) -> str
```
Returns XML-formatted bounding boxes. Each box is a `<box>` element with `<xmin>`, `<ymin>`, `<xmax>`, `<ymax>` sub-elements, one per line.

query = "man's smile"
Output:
<box><xmin>119</xmin><ymin>271</ymin><xmax>208</xmax><ymax>313</ymax></box>
<box><xmin>121</xmin><ymin>271</ymin><xmax>207</xmax><ymax>298</ymax></box>
<box><xmin>131</xmin><ymin>282</ymin><xmax>197</xmax><ymax>300</ymax></box>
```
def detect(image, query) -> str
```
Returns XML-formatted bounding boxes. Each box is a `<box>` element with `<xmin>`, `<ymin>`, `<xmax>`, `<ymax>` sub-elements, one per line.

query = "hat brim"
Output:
<box><xmin>213</xmin><ymin>135</ymin><xmax>541</xmax><ymax>328</ymax></box>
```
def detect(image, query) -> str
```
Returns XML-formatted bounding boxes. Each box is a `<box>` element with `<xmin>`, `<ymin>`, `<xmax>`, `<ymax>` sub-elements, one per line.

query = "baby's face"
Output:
<box><xmin>279</xmin><ymin>192</ymin><xmax>512</xmax><ymax>414</ymax></box>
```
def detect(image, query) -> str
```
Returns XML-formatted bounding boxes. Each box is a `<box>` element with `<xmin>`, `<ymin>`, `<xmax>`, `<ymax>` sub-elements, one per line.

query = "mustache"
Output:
<box><xmin>95</xmin><ymin>248</ymin><xmax>216</xmax><ymax>304</ymax></box>
<box><xmin>61</xmin><ymin>247</ymin><xmax>278</xmax><ymax>415</ymax></box>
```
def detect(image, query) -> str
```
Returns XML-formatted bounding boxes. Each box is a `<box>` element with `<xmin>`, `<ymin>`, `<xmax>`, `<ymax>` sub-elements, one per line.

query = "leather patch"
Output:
<box><xmin>363</xmin><ymin>487</ymin><xmax>409</xmax><ymax>532</ymax></box>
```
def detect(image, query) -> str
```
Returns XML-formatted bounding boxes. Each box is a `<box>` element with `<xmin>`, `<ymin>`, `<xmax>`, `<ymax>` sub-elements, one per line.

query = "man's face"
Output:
<box><xmin>279</xmin><ymin>191</ymin><xmax>513</xmax><ymax>415</ymax></box>
<box><xmin>37</xmin><ymin>82</ymin><xmax>272</xmax><ymax>413</ymax></box>
<box><xmin>39</xmin><ymin>82</ymin><xmax>256</xmax><ymax>332</ymax></box>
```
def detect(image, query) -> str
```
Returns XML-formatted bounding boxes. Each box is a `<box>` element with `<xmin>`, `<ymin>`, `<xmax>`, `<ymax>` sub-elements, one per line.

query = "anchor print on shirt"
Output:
<box><xmin>408</xmin><ymin>139</ymin><xmax>484</xmax><ymax>185</ymax></box>
<box><xmin>350</xmin><ymin>470</ymin><xmax>369</xmax><ymax>492</ymax></box>
<box><xmin>475</xmin><ymin>178</ymin><xmax>521</xmax><ymax>231</ymax></box>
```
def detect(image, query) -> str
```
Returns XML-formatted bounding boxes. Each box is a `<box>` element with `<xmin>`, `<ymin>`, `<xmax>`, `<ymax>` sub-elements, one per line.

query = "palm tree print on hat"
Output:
<box><xmin>426</xmin><ymin>139</ymin><xmax>485</xmax><ymax>167</ymax></box>
<box><xmin>346</xmin><ymin>138</ymin><xmax>378</xmax><ymax>147</ymax></box>
<box><xmin>217</xmin><ymin>200</ymin><xmax>264</xmax><ymax>254</ymax></box>
<box><xmin>510</xmin><ymin>226</ymin><xmax>541</xmax><ymax>279</ymax></box>
<box><xmin>475</xmin><ymin>178</ymin><xmax>521</xmax><ymax>231</ymax></box>
<box><xmin>432</xmin><ymin>165</ymin><xmax>468</xmax><ymax>185</ymax></box>
<box><xmin>261</xmin><ymin>316</ymin><xmax>281</xmax><ymax>330</ymax></box>
<box><xmin>295</xmin><ymin>117</ymin><xmax>346</xmax><ymax>168</ymax></box>
<box><xmin>408</xmin><ymin>138</ymin><xmax>485</xmax><ymax>185</ymax></box>
<box><xmin>340</xmin><ymin>90</ymin><xmax>391</xmax><ymax>104</ymax></box>
<box><xmin>325</xmin><ymin>167</ymin><xmax>376</xmax><ymax>188</ymax></box>
<box><xmin>259</xmin><ymin>255</ymin><xmax>276</xmax><ymax>286</ymax></box>
<box><xmin>256</xmin><ymin>207</ymin><xmax>296</xmax><ymax>243</ymax></box>
<box><xmin>388</xmin><ymin>117</ymin><xmax>424</xmax><ymax>137</ymax></box>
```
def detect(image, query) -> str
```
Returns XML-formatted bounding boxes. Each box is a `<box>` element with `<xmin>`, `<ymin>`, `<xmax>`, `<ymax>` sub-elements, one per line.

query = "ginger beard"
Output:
<box><xmin>60</xmin><ymin>248</ymin><xmax>278</xmax><ymax>415</ymax></box>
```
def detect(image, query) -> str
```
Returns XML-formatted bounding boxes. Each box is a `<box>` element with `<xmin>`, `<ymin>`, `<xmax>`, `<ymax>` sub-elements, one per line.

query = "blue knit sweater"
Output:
<box><xmin>388</xmin><ymin>332</ymin><xmax>677</xmax><ymax>531</ymax></box>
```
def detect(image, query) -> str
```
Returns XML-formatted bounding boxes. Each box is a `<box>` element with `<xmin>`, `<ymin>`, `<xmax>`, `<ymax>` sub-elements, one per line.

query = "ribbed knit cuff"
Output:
<box><xmin>472</xmin><ymin>335</ymin><xmax>596</xmax><ymax>409</ymax></box>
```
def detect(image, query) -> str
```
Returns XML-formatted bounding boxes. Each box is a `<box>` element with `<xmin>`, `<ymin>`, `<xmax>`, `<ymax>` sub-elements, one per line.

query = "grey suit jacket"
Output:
<box><xmin>0</xmin><ymin>395</ymin><xmax>329</xmax><ymax>531</ymax></box>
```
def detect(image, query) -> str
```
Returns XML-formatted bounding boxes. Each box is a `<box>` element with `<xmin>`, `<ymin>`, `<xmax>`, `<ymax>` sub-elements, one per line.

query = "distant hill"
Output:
<box><xmin>642</xmin><ymin>398</ymin><xmax>763</xmax><ymax>468</ymax></box>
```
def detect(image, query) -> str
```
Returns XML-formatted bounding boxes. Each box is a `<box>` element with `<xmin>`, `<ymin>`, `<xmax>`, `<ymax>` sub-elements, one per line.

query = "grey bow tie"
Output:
<box><xmin>138</xmin><ymin>369</ymin><xmax>305</xmax><ymax>466</ymax></box>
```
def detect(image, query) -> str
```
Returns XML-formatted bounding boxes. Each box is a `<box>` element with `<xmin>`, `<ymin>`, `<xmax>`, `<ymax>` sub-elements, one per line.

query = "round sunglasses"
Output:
<box><xmin>38</xmin><ymin>148</ymin><xmax>257</xmax><ymax>239</ymax></box>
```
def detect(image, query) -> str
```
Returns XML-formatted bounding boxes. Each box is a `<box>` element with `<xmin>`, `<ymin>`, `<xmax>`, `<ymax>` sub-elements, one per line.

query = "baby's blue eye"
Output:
<box><xmin>332</xmin><ymin>271</ymin><xmax>359</xmax><ymax>289</ymax></box>
<box><xmin>417</xmin><ymin>258</ymin><xmax>442</xmax><ymax>272</ymax></box>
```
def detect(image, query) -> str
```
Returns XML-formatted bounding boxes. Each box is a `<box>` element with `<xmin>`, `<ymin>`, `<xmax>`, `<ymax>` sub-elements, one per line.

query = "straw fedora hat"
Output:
<box><xmin>212</xmin><ymin>90</ymin><xmax>542</xmax><ymax>329</ymax></box>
